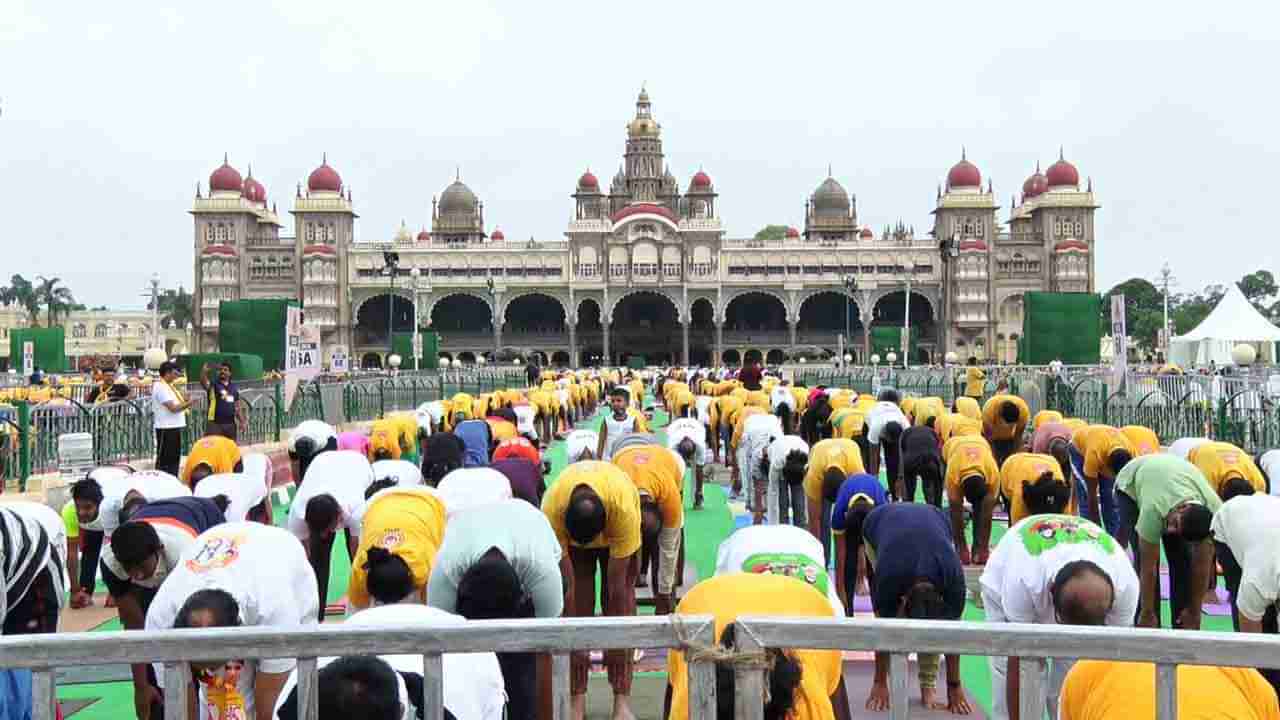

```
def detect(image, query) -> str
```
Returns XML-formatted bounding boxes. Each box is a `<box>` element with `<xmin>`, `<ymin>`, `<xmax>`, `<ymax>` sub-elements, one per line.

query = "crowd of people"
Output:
<box><xmin>2</xmin><ymin>359</ymin><xmax>1280</xmax><ymax>720</ymax></box>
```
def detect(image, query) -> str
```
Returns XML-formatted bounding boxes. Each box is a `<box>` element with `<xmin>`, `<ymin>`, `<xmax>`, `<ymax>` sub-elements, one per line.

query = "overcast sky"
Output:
<box><xmin>2</xmin><ymin>1</ymin><xmax>1276</xmax><ymax>309</ymax></box>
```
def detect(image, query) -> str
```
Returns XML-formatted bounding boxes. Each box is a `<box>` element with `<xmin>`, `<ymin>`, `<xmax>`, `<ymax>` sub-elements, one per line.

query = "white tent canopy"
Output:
<box><xmin>1169</xmin><ymin>284</ymin><xmax>1280</xmax><ymax>366</ymax></box>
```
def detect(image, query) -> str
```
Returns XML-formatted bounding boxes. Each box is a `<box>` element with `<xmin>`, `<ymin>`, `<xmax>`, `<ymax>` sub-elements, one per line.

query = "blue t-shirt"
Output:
<box><xmin>862</xmin><ymin>503</ymin><xmax>965</xmax><ymax>620</ymax></box>
<box><xmin>830</xmin><ymin>473</ymin><xmax>888</xmax><ymax>535</ymax></box>
<box><xmin>0</xmin><ymin>670</ymin><xmax>31</xmax><ymax>720</ymax></box>
<box><xmin>454</xmin><ymin>420</ymin><xmax>492</xmax><ymax>468</ymax></box>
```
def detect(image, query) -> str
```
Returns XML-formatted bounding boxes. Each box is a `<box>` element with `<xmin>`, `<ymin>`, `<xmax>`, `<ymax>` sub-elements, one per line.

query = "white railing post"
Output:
<box><xmin>685</xmin><ymin>614</ymin><xmax>718</xmax><ymax>720</ymax></box>
<box><xmin>164</xmin><ymin>661</ymin><xmax>190</xmax><ymax>720</ymax></box>
<box><xmin>1018</xmin><ymin>656</ymin><xmax>1046</xmax><ymax>720</ymax></box>
<box><xmin>888</xmin><ymin>653</ymin><xmax>910</xmax><ymax>720</ymax></box>
<box><xmin>422</xmin><ymin>653</ymin><xmax>444</xmax><ymax>720</ymax></box>
<box><xmin>551</xmin><ymin>653</ymin><xmax>571</xmax><ymax>720</ymax></box>
<box><xmin>731</xmin><ymin>622</ymin><xmax>766</xmax><ymax>720</ymax></box>
<box><xmin>31</xmin><ymin>669</ymin><xmax>55</xmax><ymax>720</ymax></box>
<box><xmin>1156</xmin><ymin>663</ymin><xmax>1178</xmax><ymax>720</ymax></box>
<box><xmin>297</xmin><ymin>657</ymin><xmax>318</xmax><ymax>720</ymax></box>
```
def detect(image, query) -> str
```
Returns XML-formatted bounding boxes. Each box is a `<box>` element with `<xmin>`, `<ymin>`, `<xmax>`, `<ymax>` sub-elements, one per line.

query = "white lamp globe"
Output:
<box><xmin>887</xmin><ymin>352</ymin><xmax>898</xmax><ymax>365</ymax></box>
<box><xmin>871</xmin><ymin>354</ymin><xmax>881</xmax><ymax>365</ymax></box>
<box><xmin>143</xmin><ymin>348</ymin><xmax>167</xmax><ymax>370</ymax></box>
<box><xmin>843</xmin><ymin>353</ymin><xmax>853</xmax><ymax>363</ymax></box>
<box><xmin>439</xmin><ymin>357</ymin><xmax>451</xmax><ymax>368</ymax></box>
<box><xmin>1232</xmin><ymin>344</ymin><xmax>1257</xmax><ymax>366</ymax></box>
<box><xmin>799</xmin><ymin>357</ymin><xmax>807</xmax><ymax>364</ymax></box>
<box><xmin>409</xmin><ymin>267</ymin><xmax>421</xmax><ymax>279</ymax></box>
<box><xmin>945</xmin><ymin>351</ymin><xmax>958</xmax><ymax>364</ymax></box>
<box><xmin>514</xmin><ymin>358</ymin><xmax>521</xmax><ymax>366</ymax></box>
<box><xmin>388</xmin><ymin>354</ymin><xmax>402</xmax><ymax>369</ymax></box>
<box><xmin>477</xmin><ymin>356</ymin><xmax>486</xmax><ymax>366</ymax></box>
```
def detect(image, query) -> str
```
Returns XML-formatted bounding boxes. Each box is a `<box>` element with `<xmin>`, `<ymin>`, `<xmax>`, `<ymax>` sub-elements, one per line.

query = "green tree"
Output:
<box><xmin>35</xmin><ymin>275</ymin><xmax>76</xmax><ymax>327</ymax></box>
<box><xmin>4</xmin><ymin>274</ymin><xmax>40</xmax><ymax>325</ymax></box>
<box><xmin>1102</xmin><ymin>278</ymin><xmax>1164</xmax><ymax>349</ymax></box>
<box><xmin>152</xmin><ymin>286</ymin><xmax>194</xmax><ymax>331</ymax></box>
<box><xmin>1238</xmin><ymin>270</ymin><xmax>1278</xmax><ymax>317</ymax></box>
<box><xmin>753</xmin><ymin>224</ymin><xmax>791</xmax><ymax>241</ymax></box>
<box><xmin>1170</xmin><ymin>284</ymin><xmax>1226</xmax><ymax>335</ymax></box>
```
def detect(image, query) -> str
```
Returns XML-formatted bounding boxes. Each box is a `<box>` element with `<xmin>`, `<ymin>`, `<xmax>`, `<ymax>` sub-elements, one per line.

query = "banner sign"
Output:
<box><xmin>1111</xmin><ymin>294</ymin><xmax>1127</xmax><ymax>390</ymax></box>
<box><xmin>284</xmin><ymin>307</ymin><xmax>321</xmax><ymax>407</ymax></box>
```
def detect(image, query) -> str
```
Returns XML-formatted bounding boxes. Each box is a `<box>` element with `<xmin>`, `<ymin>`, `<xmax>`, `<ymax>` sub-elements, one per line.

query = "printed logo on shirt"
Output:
<box><xmin>379</xmin><ymin>528</ymin><xmax>406</xmax><ymax>549</ymax></box>
<box><xmin>1018</xmin><ymin>515</ymin><xmax>1115</xmax><ymax>557</ymax></box>
<box><xmin>186</xmin><ymin>532</ymin><xmax>245</xmax><ymax>573</ymax></box>
<box><xmin>740</xmin><ymin>552</ymin><xmax>830</xmax><ymax>596</ymax></box>
<box><xmin>200</xmin><ymin>660</ymin><xmax>248</xmax><ymax>720</ymax></box>
<box><xmin>1220</xmin><ymin>451</ymin><xmax>1240</xmax><ymax>465</ymax></box>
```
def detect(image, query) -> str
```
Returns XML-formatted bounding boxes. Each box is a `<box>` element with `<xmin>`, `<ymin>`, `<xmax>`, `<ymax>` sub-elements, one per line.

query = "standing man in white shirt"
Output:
<box><xmin>979</xmin><ymin>514</ymin><xmax>1139</xmax><ymax>719</ymax></box>
<box><xmin>665</xmin><ymin>416</ymin><xmax>710</xmax><ymax>510</ymax></box>
<box><xmin>764</xmin><ymin>435</ymin><xmax>810</xmax><ymax>527</ymax></box>
<box><xmin>151</xmin><ymin>361</ymin><xmax>191</xmax><ymax>478</ymax></box>
<box><xmin>146</xmin><ymin>522</ymin><xmax>318</xmax><ymax>720</ymax></box>
<box><xmin>429</xmin><ymin>500</ymin><xmax>563</xmax><ymax>720</ymax></box>
<box><xmin>865</xmin><ymin>396</ymin><xmax>909</xmax><ymax>495</ymax></box>
<box><xmin>286</xmin><ymin>450</ymin><xmax>374</xmax><ymax>612</ymax></box>
<box><xmin>738</xmin><ymin>412</ymin><xmax>783</xmax><ymax>524</ymax></box>
<box><xmin>1210</xmin><ymin>493</ymin><xmax>1280</xmax><ymax>696</ymax></box>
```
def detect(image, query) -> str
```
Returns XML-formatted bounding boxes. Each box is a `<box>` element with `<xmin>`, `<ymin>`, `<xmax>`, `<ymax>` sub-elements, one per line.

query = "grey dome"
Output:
<box><xmin>813</xmin><ymin>177</ymin><xmax>850</xmax><ymax>216</ymax></box>
<box><xmin>439</xmin><ymin>180</ymin><xmax>478</xmax><ymax>215</ymax></box>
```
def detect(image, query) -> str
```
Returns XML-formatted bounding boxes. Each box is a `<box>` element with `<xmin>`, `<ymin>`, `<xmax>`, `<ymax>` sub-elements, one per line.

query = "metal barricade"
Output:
<box><xmin>730</xmin><ymin>616</ymin><xmax>1280</xmax><ymax>720</ymax></box>
<box><xmin>4</xmin><ymin>615</ymin><xmax>717</xmax><ymax>720</ymax></box>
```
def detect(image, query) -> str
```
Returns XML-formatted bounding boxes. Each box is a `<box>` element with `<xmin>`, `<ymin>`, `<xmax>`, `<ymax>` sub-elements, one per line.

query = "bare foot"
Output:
<box><xmin>571</xmin><ymin>693</ymin><xmax>587</xmax><ymax>720</ymax></box>
<box><xmin>611</xmin><ymin>695</ymin><xmax>637</xmax><ymax>720</ymax></box>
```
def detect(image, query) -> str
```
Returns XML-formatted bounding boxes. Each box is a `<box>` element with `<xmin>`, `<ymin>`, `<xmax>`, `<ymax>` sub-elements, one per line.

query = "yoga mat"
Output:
<box><xmin>840</xmin><ymin>657</ymin><xmax>989</xmax><ymax>718</ymax></box>
<box><xmin>1159</xmin><ymin>573</ymin><xmax>1232</xmax><ymax>616</ymax></box>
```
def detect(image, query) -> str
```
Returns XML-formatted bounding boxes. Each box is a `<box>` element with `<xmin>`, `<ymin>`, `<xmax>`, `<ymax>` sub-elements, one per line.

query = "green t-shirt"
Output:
<box><xmin>61</xmin><ymin>499</ymin><xmax>80</xmax><ymax>539</ymax></box>
<box><xmin>1115</xmin><ymin>454</ymin><xmax>1221</xmax><ymax>544</ymax></box>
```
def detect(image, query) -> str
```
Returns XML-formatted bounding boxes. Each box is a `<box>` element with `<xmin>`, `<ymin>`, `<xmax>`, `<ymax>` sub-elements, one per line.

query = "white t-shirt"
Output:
<box><xmin>5</xmin><ymin>501</ymin><xmax>68</xmax><ymax>610</ymax></box>
<box><xmin>436</xmin><ymin>468</ymin><xmax>513</xmax><ymax>519</ymax></box>
<box><xmin>287</xmin><ymin>451</ymin><xmax>374</xmax><ymax>541</ymax></box>
<box><xmin>151</xmin><ymin>380</ymin><xmax>186</xmax><ymax>430</ymax></box>
<box><xmin>1258</xmin><ymin>450</ymin><xmax>1280</xmax><ymax>496</ymax></box>
<box><xmin>421</xmin><ymin>401</ymin><xmax>447</xmax><ymax>425</ymax></box>
<box><xmin>770</xmin><ymin>386</ymin><xmax>795</xmax><ymax>411</ymax></box>
<box><xmin>288</xmin><ymin>420</ymin><xmax>338</xmax><ymax>457</ymax></box>
<box><xmin>102</xmin><ymin>514</ymin><xmax>200</xmax><ymax>591</ymax></box>
<box><xmin>714</xmin><ymin>524</ymin><xmax>843</xmax><ymax>615</ymax></box>
<box><xmin>428</xmin><ymin>499</ymin><xmax>564</xmax><ymax>618</ymax></box>
<box><xmin>979</xmin><ymin>514</ymin><xmax>1139</xmax><ymax>627</ymax></box>
<box><xmin>241</xmin><ymin>452</ymin><xmax>273</xmax><ymax>489</ymax></box>
<box><xmin>666</xmin><ymin>418</ymin><xmax>710</xmax><ymax>467</ymax></box>
<box><xmin>372</xmin><ymin>459</ymin><xmax>425</xmax><ymax>488</ymax></box>
<box><xmin>866</xmin><ymin>402</ymin><xmax>909</xmax><ymax>445</ymax></box>
<box><xmin>1210</xmin><ymin>494</ymin><xmax>1280</xmax><ymax>621</ymax></box>
<box><xmin>194</xmin><ymin>473</ymin><xmax>268</xmax><ymax>523</ymax></box>
<box><xmin>768</xmin><ymin>436</ymin><xmax>810</xmax><ymax>472</ymax></box>
<box><xmin>602</xmin><ymin>413</ymin><xmax>638</xmax><ymax>459</ymax></box>
<box><xmin>92</xmin><ymin>470</ymin><xmax>191</xmax><ymax>535</ymax></box>
<box><xmin>695</xmin><ymin>396</ymin><xmax>714</xmax><ymax>426</ymax></box>
<box><xmin>564</xmin><ymin>430</ymin><xmax>599</xmax><ymax>462</ymax></box>
<box><xmin>513</xmin><ymin>404</ymin><xmax>538</xmax><ymax>438</ymax></box>
<box><xmin>148</xmin><ymin>523</ymin><xmax>318</xmax><ymax>720</ymax></box>
<box><xmin>272</xmin><ymin>605</ymin><xmax>506</xmax><ymax>720</ymax></box>
<box><xmin>1167</xmin><ymin>437</ymin><xmax>1211</xmax><ymax>460</ymax></box>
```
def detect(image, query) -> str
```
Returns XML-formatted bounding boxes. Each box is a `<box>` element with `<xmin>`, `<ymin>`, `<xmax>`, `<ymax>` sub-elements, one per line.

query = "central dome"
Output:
<box><xmin>812</xmin><ymin>176</ymin><xmax>850</xmax><ymax>216</ymax></box>
<box><xmin>439</xmin><ymin>180</ymin><xmax>478</xmax><ymax>215</ymax></box>
<box><xmin>946</xmin><ymin>152</ymin><xmax>982</xmax><ymax>189</ymax></box>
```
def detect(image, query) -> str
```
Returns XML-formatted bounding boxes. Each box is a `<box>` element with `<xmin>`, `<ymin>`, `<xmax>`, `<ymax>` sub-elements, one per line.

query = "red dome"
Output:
<box><xmin>202</xmin><ymin>244</ymin><xmax>238</xmax><ymax>256</ymax></box>
<box><xmin>785</xmin><ymin>226</ymin><xmax>800</xmax><ymax>238</ymax></box>
<box><xmin>209</xmin><ymin>158</ymin><xmax>242</xmax><ymax>194</ymax></box>
<box><xmin>416</xmin><ymin>229</ymin><xmax>430</xmax><ymax>242</ymax></box>
<box><xmin>860</xmin><ymin>227</ymin><xmax>874</xmax><ymax>238</ymax></box>
<box><xmin>243</xmin><ymin>175</ymin><xmax>266</xmax><ymax>204</ymax></box>
<box><xmin>307</xmin><ymin>157</ymin><xmax>342</xmax><ymax>194</ymax></box>
<box><xmin>578</xmin><ymin>171</ymin><xmax>599</xmax><ymax>190</ymax></box>
<box><xmin>691</xmin><ymin>170</ymin><xmax>712</xmax><ymax>189</ymax></box>
<box><xmin>610</xmin><ymin>203</ymin><xmax>679</xmax><ymax>225</ymax></box>
<box><xmin>946</xmin><ymin>154</ymin><xmax>982</xmax><ymax>188</ymax></box>
<box><xmin>302</xmin><ymin>244</ymin><xmax>336</xmax><ymax>256</ymax></box>
<box><xmin>1046</xmin><ymin>154</ymin><xmax>1079</xmax><ymax>188</ymax></box>
<box><xmin>1022</xmin><ymin>170</ymin><xmax>1048</xmax><ymax>199</ymax></box>
<box><xmin>491</xmin><ymin>229</ymin><xmax>505</xmax><ymax>241</ymax></box>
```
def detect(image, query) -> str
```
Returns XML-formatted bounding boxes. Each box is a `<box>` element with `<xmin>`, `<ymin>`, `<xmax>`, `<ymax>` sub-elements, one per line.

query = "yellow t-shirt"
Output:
<box><xmin>943</xmin><ymin>436</ymin><xmax>999</xmax><ymax>501</ymax></box>
<box><xmin>486</xmin><ymin>418</ymin><xmax>519</xmax><ymax>443</ymax></box>
<box><xmin>390</xmin><ymin>413</ymin><xmax>419</xmax><ymax>455</ymax></box>
<box><xmin>348</xmin><ymin>488</ymin><xmax>447</xmax><ymax>610</ymax></box>
<box><xmin>1188</xmin><ymin>441</ymin><xmax>1267</xmax><ymax>495</ymax></box>
<box><xmin>369</xmin><ymin>420</ymin><xmax>402</xmax><ymax>461</ymax></box>
<box><xmin>541</xmin><ymin>461</ymin><xmax>641</xmax><ymax>558</ymax></box>
<box><xmin>1071</xmin><ymin>425</ymin><xmax>1135</xmax><ymax>481</ymax></box>
<box><xmin>964</xmin><ymin>366</ymin><xmax>986</xmax><ymax>398</ymax></box>
<box><xmin>1120</xmin><ymin>425</ymin><xmax>1160</xmax><ymax>456</ymax></box>
<box><xmin>827</xmin><ymin>391</ymin><xmax>853</xmax><ymax>411</ymax></box>
<box><xmin>981</xmin><ymin>394</ymin><xmax>1030</xmax><ymax>442</ymax></box>
<box><xmin>830</xmin><ymin>407</ymin><xmax>867</xmax><ymax>440</ymax></box>
<box><xmin>790</xmin><ymin>387</ymin><xmax>809</xmax><ymax>413</ymax></box>
<box><xmin>671</xmin><ymin>389</ymin><xmax>695</xmax><ymax>419</ymax></box>
<box><xmin>612</xmin><ymin>445</ymin><xmax>684</xmax><ymax>530</ymax></box>
<box><xmin>1000</xmin><ymin>452</ymin><xmax>1073</xmax><ymax>525</ymax></box>
<box><xmin>803</xmin><ymin>439</ymin><xmax>865</xmax><ymax>502</ymax></box>
<box><xmin>954</xmin><ymin>396</ymin><xmax>982</xmax><ymax>421</ymax></box>
<box><xmin>935</xmin><ymin>413</ymin><xmax>960</xmax><ymax>444</ymax></box>
<box><xmin>181</xmin><ymin>435</ymin><xmax>242</xmax><ymax>487</ymax></box>
<box><xmin>1060</xmin><ymin>418</ymin><xmax>1088</xmax><ymax>434</ymax></box>
<box><xmin>61</xmin><ymin>500</ymin><xmax>79</xmax><ymax>540</ymax></box>
<box><xmin>901</xmin><ymin>396</ymin><xmax>918</xmax><ymax>422</ymax></box>
<box><xmin>450</xmin><ymin>393</ymin><xmax>474</xmax><ymax>420</ymax></box>
<box><xmin>914</xmin><ymin>397</ymin><xmax>945</xmax><ymax>428</ymax></box>
<box><xmin>744</xmin><ymin>390</ymin><xmax>769</xmax><ymax>410</ymax></box>
<box><xmin>1059</xmin><ymin>661</ymin><xmax>1280</xmax><ymax>720</ymax></box>
<box><xmin>731</xmin><ymin>406</ymin><xmax>767</xmax><ymax>450</ymax></box>
<box><xmin>667</xmin><ymin>574</ymin><xmax>842</xmax><ymax>720</ymax></box>
<box><xmin>1033</xmin><ymin>410</ymin><xmax>1064</xmax><ymax>431</ymax></box>
<box><xmin>712</xmin><ymin>396</ymin><xmax>744</xmax><ymax>431</ymax></box>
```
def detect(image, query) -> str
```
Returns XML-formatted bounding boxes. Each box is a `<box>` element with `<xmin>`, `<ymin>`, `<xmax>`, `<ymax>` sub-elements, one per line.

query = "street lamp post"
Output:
<box><xmin>383</xmin><ymin>251</ymin><xmax>401</xmax><ymax>371</ymax></box>
<box><xmin>843</xmin><ymin>274</ymin><xmax>857</xmax><ymax>365</ymax></box>
<box><xmin>902</xmin><ymin>260</ymin><xmax>912</xmax><ymax>370</ymax></box>
<box><xmin>486</xmin><ymin>275</ymin><xmax>499</xmax><ymax>361</ymax></box>
<box><xmin>409</xmin><ymin>267</ymin><xmax>421</xmax><ymax>372</ymax></box>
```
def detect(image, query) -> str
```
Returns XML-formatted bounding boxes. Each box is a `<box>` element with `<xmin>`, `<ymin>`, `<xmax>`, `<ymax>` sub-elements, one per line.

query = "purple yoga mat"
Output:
<box><xmin>1159</xmin><ymin>572</ymin><xmax>1232</xmax><ymax>616</ymax></box>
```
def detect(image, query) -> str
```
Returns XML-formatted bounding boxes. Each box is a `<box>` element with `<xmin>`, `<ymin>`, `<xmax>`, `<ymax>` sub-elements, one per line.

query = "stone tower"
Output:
<box><xmin>291</xmin><ymin>156</ymin><xmax>357</xmax><ymax>351</ymax></box>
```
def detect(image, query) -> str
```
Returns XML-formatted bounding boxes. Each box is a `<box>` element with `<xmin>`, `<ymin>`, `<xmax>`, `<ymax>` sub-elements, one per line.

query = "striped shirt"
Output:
<box><xmin>0</xmin><ymin>506</ymin><xmax>54</xmax><ymax>624</ymax></box>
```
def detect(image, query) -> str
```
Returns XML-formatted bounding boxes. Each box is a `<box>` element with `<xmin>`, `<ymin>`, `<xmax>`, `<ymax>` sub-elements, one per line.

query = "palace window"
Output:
<box><xmin>578</xmin><ymin>263</ymin><xmax>598</xmax><ymax>277</ymax></box>
<box><xmin>633</xmin><ymin>263</ymin><xmax>658</xmax><ymax>277</ymax></box>
<box><xmin>610</xmin><ymin>263</ymin><xmax>627</xmax><ymax>278</ymax></box>
<box><xmin>663</xmin><ymin>263</ymin><xmax>680</xmax><ymax>278</ymax></box>
<box><xmin>729</xmin><ymin>266</ymin><xmax>747</xmax><ymax>276</ymax></box>
<box><xmin>692</xmin><ymin>263</ymin><xmax>713</xmax><ymax>277</ymax></box>
<box><xmin>803</xmin><ymin>265</ymin><xmax>820</xmax><ymax>274</ymax></box>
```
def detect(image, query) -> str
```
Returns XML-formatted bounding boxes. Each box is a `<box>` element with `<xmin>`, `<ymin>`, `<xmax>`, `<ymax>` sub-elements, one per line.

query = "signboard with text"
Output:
<box><xmin>328</xmin><ymin>345</ymin><xmax>349</xmax><ymax>374</ymax></box>
<box><xmin>1111</xmin><ymin>294</ymin><xmax>1127</xmax><ymax>390</ymax></box>
<box><xmin>284</xmin><ymin>307</ymin><xmax>321</xmax><ymax>406</ymax></box>
<box><xmin>21</xmin><ymin>341</ymin><xmax>33</xmax><ymax>376</ymax></box>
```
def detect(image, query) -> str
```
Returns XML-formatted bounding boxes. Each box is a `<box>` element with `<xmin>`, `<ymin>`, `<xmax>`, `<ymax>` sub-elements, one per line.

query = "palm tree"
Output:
<box><xmin>35</xmin><ymin>275</ymin><xmax>76</xmax><ymax>328</ymax></box>
<box><xmin>155</xmin><ymin>286</ymin><xmax>194</xmax><ymax>331</ymax></box>
<box><xmin>7</xmin><ymin>274</ymin><xmax>40</xmax><ymax>325</ymax></box>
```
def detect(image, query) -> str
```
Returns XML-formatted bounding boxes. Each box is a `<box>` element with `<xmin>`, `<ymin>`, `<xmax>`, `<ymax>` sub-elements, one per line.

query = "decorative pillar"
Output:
<box><xmin>681</xmin><ymin>322</ymin><xmax>690</xmax><ymax>366</ymax></box>
<box><xmin>568</xmin><ymin>323</ymin><xmax>578</xmax><ymax>369</ymax></box>
<box><xmin>603</xmin><ymin>321</ymin><xmax>611</xmax><ymax>366</ymax></box>
<box><xmin>714</xmin><ymin>322</ymin><xmax>724</xmax><ymax>366</ymax></box>
<box><xmin>492</xmin><ymin>294</ymin><xmax>503</xmax><ymax>359</ymax></box>
<box><xmin>789</xmin><ymin>320</ymin><xmax>798</xmax><ymax>351</ymax></box>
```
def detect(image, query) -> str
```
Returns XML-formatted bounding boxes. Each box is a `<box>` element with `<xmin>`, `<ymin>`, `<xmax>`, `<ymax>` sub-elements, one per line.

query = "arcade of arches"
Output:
<box><xmin>353</xmin><ymin>289</ymin><xmax>939</xmax><ymax>367</ymax></box>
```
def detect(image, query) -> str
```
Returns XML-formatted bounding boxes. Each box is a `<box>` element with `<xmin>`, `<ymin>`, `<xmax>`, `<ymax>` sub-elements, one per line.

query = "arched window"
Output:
<box><xmin>72</xmin><ymin>324</ymin><xmax>86</xmax><ymax>338</ymax></box>
<box><xmin>94</xmin><ymin>324</ymin><xmax>108</xmax><ymax>338</ymax></box>
<box><xmin>577</xmin><ymin>247</ymin><xmax>598</xmax><ymax>277</ymax></box>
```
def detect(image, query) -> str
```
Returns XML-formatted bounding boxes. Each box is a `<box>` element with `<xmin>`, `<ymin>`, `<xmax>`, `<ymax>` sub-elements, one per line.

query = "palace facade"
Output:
<box><xmin>190</xmin><ymin>89</ymin><xmax>1098</xmax><ymax>368</ymax></box>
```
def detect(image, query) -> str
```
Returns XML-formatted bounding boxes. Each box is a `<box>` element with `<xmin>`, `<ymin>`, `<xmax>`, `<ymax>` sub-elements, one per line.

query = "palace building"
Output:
<box><xmin>190</xmin><ymin>88</ymin><xmax>1098</xmax><ymax>368</ymax></box>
